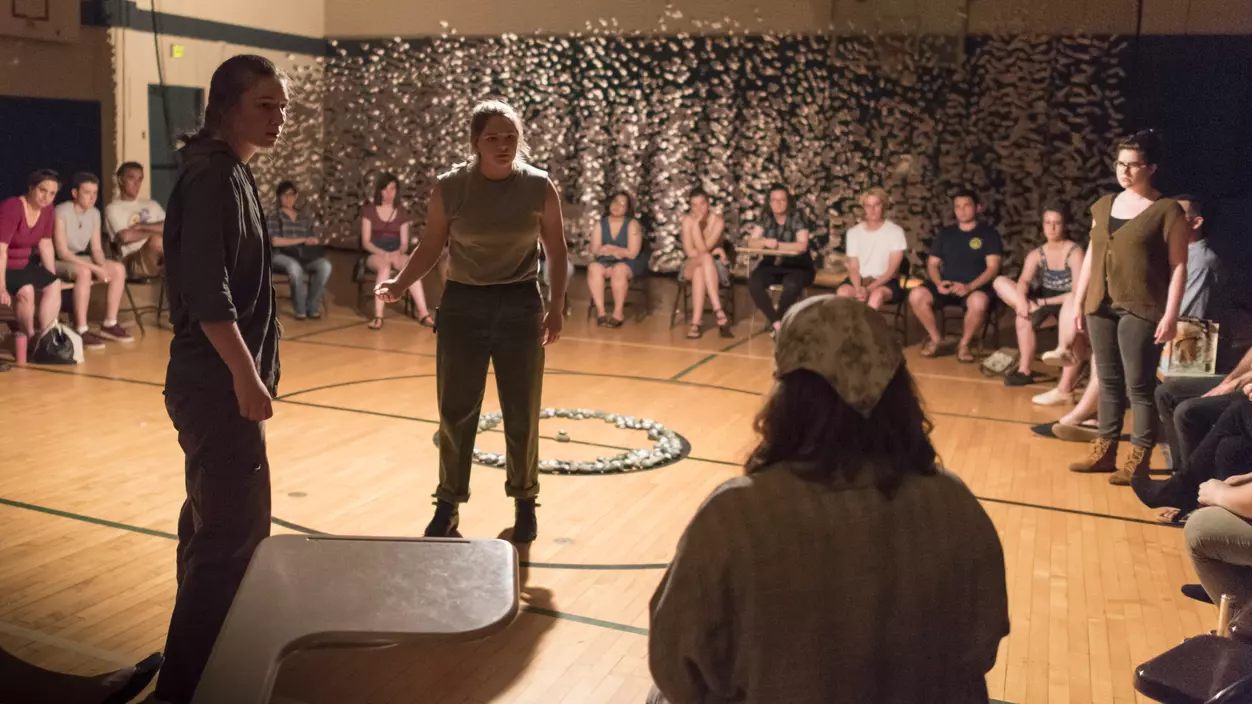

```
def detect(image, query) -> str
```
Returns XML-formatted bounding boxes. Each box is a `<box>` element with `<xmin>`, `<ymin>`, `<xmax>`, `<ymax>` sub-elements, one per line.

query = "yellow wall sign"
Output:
<box><xmin>171</xmin><ymin>44</ymin><xmax>185</xmax><ymax>59</ymax></box>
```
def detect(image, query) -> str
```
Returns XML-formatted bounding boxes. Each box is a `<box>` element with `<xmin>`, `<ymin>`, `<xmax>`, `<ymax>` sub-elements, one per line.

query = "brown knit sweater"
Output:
<box><xmin>1084</xmin><ymin>194</ymin><xmax>1186</xmax><ymax>321</ymax></box>
<box><xmin>648</xmin><ymin>464</ymin><xmax>1009</xmax><ymax>704</ymax></box>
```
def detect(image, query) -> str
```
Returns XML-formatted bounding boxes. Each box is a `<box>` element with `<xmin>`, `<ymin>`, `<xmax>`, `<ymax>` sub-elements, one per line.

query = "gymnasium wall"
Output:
<box><xmin>322</xmin><ymin>0</ymin><xmax>1252</xmax><ymax>37</ymax></box>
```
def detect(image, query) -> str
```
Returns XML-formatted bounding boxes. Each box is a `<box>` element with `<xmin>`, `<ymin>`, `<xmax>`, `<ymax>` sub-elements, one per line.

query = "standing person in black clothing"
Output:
<box><xmin>745</xmin><ymin>184</ymin><xmax>814</xmax><ymax>336</ymax></box>
<box><xmin>145</xmin><ymin>55</ymin><xmax>288</xmax><ymax>704</ymax></box>
<box><xmin>908</xmin><ymin>190</ymin><xmax>1003</xmax><ymax>363</ymax></box>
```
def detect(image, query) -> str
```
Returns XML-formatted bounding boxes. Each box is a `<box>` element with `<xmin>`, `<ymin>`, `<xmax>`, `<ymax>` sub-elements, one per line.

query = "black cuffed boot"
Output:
<box><xmin>512</xmin><ymin>498</ymin><xmax>537</xmax><ymax>543</ymax></box>
<box><xmin>424</xmin><ymin>499</ymin><xmax>461</xmax><ymax>538</ymax></box>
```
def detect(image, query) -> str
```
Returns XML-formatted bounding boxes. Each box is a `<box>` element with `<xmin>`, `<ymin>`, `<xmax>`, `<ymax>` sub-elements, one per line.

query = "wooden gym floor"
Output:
<box><xmin>0</xmin><ymin>268</ymin><xmax>1213</xmax><ymax>704</ymax></box>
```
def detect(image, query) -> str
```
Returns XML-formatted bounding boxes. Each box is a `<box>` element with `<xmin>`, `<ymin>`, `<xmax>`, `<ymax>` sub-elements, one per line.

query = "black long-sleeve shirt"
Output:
<box><xmin>163</xmin><ymin>138</ymin><xmax>279</xmax><ymax>396</ymax></box>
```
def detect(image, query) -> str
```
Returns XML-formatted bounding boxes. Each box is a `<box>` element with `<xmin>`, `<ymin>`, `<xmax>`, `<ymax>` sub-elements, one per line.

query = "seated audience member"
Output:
<box><xmin>363</xmin><ymin>173</ymin><xmax>433</xmax><ymax>330</ymax></box>
<box><xmin>679</xmin><ymin>188</ymin><xmax>732</xmax><ymax>339</ymax></box>
<box><xmin>1</xmin><ymin>170</ymin><xmax>65</xmax><ymax>355</ymax></box>
<box><xmin>908</xmin><ymin>190</ymin><xmax>1003</xmax><ymax>362</ymax></box>
<box><xmin>103</xmin><ymin>162</ymin><xmax>165</xmax><ymax>278</ymax></box>
<box><xmin>992</xmin><ymin>205</ymin><xmax>1083</xmax><ymax>387</ymax></box>
<box><xmin>53</xmin><ymin>172</ymin><xmax>132</xmax><ymax>349</ymax></box>
<box><xmin>1185</xmin><ymin>463</ymin><xmax>1252</xmax><ymax>606</ymax></box>
<box><xmin>1153</xmin><ymin>194</ymin><xmax>1226</xmax><ymax>465</ymax></box>
<box><xmin>648</xmin><ymin>296</ymin><xmax>1008</xmax><ymax>704</ymax></box>
<box><xmin>836</xmin><ymin>187</ymin><xmax>907</xmax><ymax>311</ymax></box>
<box><xmin>587</xmin><ymin>190</ymin><xmax>646</xmax><ymax>328</ymax></box>
<box><xmin>268</xmin><ymin>181</ymin><xmax>332</xmax><ymax>320</ymax></box>
<box><xmin>1135</xmin><ymin>395</ymin><xmax>1252</xmax><ymax>520</ymax></box>
<box><xmin>746</xmin><ymin>184</ymin><xmax>815</xmax><ymax>335</ymax></box>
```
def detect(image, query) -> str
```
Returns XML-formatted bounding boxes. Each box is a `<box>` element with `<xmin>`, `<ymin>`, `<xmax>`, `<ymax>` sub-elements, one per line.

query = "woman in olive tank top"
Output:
<box><xmin>376</xmin><ymin>101</ymin><xmax>568</xmax><ymax>542</ymax></box>
<box><xmin>1068</xmin><ymin>129</ymin><xmax>1190</xmax><ymax>484</ymax></box>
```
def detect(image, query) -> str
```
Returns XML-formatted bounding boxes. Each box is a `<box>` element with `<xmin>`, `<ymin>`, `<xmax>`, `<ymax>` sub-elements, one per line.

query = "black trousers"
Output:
<box><xmin>748</xmin><ymin>265</ymin><xmax>814</xmax><ymax>324</ymax></box>
<box><xmin>1135</xmin><ymin>397</ymin><xmax>1252</xmax><ymax>513</ymax></box>
<box><xmin>436</xmin><ymin>280</ymin><xmax>544</xmax><ymax>503</ymax></box>
<box><xmin>1087</xmin><ymin>304</ymin><xmax>1164</xmax><ymax>449</ymax></box>
<box><xmin>154</xmin><ymin>389</ymin><xmax>271</xmax><ymax>703</ymax></box>
<box><xmin>1155</xmin><ymin>376</ymin><xmax>1234</xmax><ymax>469</ymax></box>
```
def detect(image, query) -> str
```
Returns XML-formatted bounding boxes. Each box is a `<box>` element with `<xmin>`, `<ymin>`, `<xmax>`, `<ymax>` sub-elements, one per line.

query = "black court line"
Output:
<box><xmin>977</xmin><ymin>496</ymin><xmax>1182</xmax><ymax>528</ymax></box>
<box><xmin>23</xmin><ymin>367</ymin><xmax>1166</xmax><ymax>524</ymax></box>
<box><xmin>23</xmin><ymin>366</ymin><xmax>165</xmax><ymax>388</ymax></box>
<box><xmin>670</xmin><ymin>354</ymin><xmax>718</xmax><ymax>380</ymax></box>
<box><xmin>285</xmin><ymin>337</ymin><xmax>437</xmax><ymax>359</ymax></box>
<box><xmin>283</xmin><ymin>319</ymin><xmax>365</xmax><ymax>342</ymax></box>
<box><xmin>282</xmin><ymin>397</ymin><xmax>737</xmax><ymax>468</ymax></box>
<box><xmin>271</xmin><ymin>516</ymin><xmax>327</xmax><ymax>535</ymax></box>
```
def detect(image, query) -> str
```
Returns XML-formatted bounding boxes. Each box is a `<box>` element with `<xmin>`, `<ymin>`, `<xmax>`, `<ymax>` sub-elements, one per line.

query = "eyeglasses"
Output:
<box><xmin>1115</xmin><ymin>160</ymin><xmax>1147</xmax><ymax>171</ymax></box>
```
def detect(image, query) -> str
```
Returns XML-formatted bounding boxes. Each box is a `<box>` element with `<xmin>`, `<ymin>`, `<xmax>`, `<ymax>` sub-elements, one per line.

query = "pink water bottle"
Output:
<box><xmin>14</xmin><ymin>332</ymin><xmax>27</xmax><ymax>366</ymax></box>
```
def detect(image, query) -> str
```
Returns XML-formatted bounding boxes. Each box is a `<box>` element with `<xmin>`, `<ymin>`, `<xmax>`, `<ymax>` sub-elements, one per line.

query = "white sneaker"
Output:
<box><xmin>1032</xmin><ymin>387</ymin><xmax>1074</xmax><ymax>406</ymax></box>
<box><xmin>1041</xmin><ymin>348</ymin><xmax>1077</xmax><ymax>367</ymax></box>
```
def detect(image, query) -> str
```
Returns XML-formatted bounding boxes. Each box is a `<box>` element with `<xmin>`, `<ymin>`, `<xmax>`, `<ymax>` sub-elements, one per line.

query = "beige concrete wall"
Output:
<box><xmin>110</xmin><ymin>29</ymin><xmax>321</xmax><ymax>201</ymax></box>
<box><xmin>156</xmin><ymin>0</ymin><xmax>324</xmax><ymax>39</ymax></box>
<box><xmin>324</xmin><ymin>0</ymin><xmax>1252</xmax><ymax>35</ymax></box>
<box><xmin>0</xmin><ymin>28</ymin><xmax>117</xmax><ymax>180</ymax></box>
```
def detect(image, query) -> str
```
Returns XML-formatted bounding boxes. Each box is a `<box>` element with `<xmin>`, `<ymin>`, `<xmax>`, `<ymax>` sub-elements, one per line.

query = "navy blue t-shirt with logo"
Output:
<box><xmin>929</xmin><ymin>223</ymin><xmax>1003</xmax><ymax>285</ymax></box>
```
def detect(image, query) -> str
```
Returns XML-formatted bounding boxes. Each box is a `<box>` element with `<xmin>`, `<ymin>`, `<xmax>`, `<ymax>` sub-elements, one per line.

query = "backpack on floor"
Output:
<box><xmin>31</xmin><ymin>323</ymin><xmax>81</xmax><ymax>365</ymax></box>
<box><xmin>980</xmin><ymin>346</ymin><xmax>1020</xmax><ymax>378</ymax></box>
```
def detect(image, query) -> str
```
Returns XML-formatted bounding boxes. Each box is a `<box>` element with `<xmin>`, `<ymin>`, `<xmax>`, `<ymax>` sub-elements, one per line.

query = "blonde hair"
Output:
<box><xmin>859</xmin><ymin>187</ymin><xmax>889</xmax><ymax>208</ymax></box>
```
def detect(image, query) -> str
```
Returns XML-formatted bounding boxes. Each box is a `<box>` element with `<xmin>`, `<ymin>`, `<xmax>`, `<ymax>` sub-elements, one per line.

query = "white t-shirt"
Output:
<box><xmin>55</xmin><ymin>201</ymin><xmax>102</xmax><ymax>254</ymax></box>
<box><xmin>845</xmin><ymin>220</ymin><xmax>908</xmax><ymax>280</ymax></box>
<box><xmin>104</xmin><ymin>198</ymin><xmax>165</xmax><ymax>256</ymax></box>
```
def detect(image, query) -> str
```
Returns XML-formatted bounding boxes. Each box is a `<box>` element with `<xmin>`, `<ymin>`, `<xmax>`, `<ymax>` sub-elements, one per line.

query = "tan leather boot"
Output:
<box><xmin>1069</xmin><ymin>438</ymin><xmax>1118</xmax><ymax>473</ymax></box>
<box><xmin>1109</xmin><ymin>445</ymin><xmax>1151</xmax><ymax>485</ymax></box>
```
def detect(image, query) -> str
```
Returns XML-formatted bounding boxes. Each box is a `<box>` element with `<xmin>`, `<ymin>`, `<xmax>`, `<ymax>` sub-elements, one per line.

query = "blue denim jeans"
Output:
<box><xmin>272</xmin><ymin>252</ymin><xmax>331</xmax><ymax>316</ymax></box>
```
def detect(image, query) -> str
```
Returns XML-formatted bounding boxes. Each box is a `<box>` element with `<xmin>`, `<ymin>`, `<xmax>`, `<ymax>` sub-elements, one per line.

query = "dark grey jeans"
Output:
<box><xmin>1086</xmin><ymin>304</ymin><xmax>1164</xmax><ymax>449</ymax></box>
<box><xmin>435</xmin><ymin>280</ymin><xmax>545</xmax><ymax>504</ymax></box>
<box><xmin>1155</xmin><ymin>375</ymin><xmax>1233</xmax><ymax>469</ymax></box>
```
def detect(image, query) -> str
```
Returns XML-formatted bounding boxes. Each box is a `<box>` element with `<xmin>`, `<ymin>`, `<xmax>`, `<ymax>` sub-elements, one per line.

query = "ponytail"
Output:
<box><xmin>179</xmin><ymin>54</ymin><xmax>287</xmax><ymax>146</ymax></box>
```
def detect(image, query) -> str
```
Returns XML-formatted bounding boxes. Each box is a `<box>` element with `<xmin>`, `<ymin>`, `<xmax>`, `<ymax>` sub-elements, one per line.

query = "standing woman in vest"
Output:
<box><xmin>1069</xmin><ymin>129</ymin><xmax>1189</xmax><ymax>485</ymax></box>
<box><xmin>377</xmin><ymin>101</ymin><xmax>567</xmax><ymax>542</ymax></box>
<box><xmin>153</xmin><ymin>55</ymin><xmax>286</xmax><ymax>704</ymax></box>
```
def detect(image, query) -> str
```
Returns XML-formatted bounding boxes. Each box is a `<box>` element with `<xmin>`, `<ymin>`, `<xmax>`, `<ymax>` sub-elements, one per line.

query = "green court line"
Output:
<box><xmin>0</xmin><ymin>496</ymin><xmax>656</xmax><ymax>637</ymax></box>
<box><xmin>670</xmin><ymin>354</ymin><xmax>718</xmax><ymax>380</ymax></box>
<box><xmin>0</xmin><ymin>497</ymin><xmax>178</xmax><ymax>540</ymax></box>
<box><xmin>521</xmin><ymin>605</ymin><xmax>648</xmax><ymax>636</ymax></box>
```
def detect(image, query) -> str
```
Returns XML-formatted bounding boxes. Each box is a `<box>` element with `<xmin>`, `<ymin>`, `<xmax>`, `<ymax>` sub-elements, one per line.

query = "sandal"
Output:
<box><xmin>957</xmin><ymin>346</ymin><xmax>976</xmax><ymax>364</ymax></box>
<box><xmin>368</xmin><ymin>317</ymin><xmax>384</xmax><ymax>331</ymax></box>
<box><xmin>920</xmin><ymin>339</ymin><xmax>940</xmax><ymax>358</ymax></box>
<box><xmin>418</xmin><ymin>315</ymin><xmax>435</xmax><ymax>328</ymax></box>
<box><xmin>597</xmin><ymin>316</ymin><xmax>611</xmax><ymax>327</ymax></box>
<box><xmin>714</xmin><ymin>310</ymin><xmax>734</xmax><ymax>338</ymax></box>
<box><xmin>608</xmin><ymin>317</ymin><xmax>624</xmax><ymax>328</ymax></box>
<box><xmin>686</xmin><ymin>323</ymin><xmax>703</xmax><ymax>339</ymax></box>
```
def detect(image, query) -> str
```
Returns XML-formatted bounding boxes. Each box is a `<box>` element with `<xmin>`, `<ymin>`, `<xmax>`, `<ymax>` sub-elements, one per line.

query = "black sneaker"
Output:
<box><xmin>1181</xmin><ymin>583</ymin><xmax>1214</xmax><ymax>605</ymax></box>
<box><xmin>423</xmin><ymin>499</ymin><xmax>461</xmax><ymax>538</ymax></box>
<box><xmin>512</xmin><ymin>498</ymin><xmax>538</xmax><ymax>543</ymax></box>
<box><xmin>1004</xmin><ymin>371</ymin><xmax>1034</xmax><ymax>387</ymax></box>
<box><xmin>1031</xmin><ymin>422</ymin><xmax>1058</xmax><ymax>439</ymax></box>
